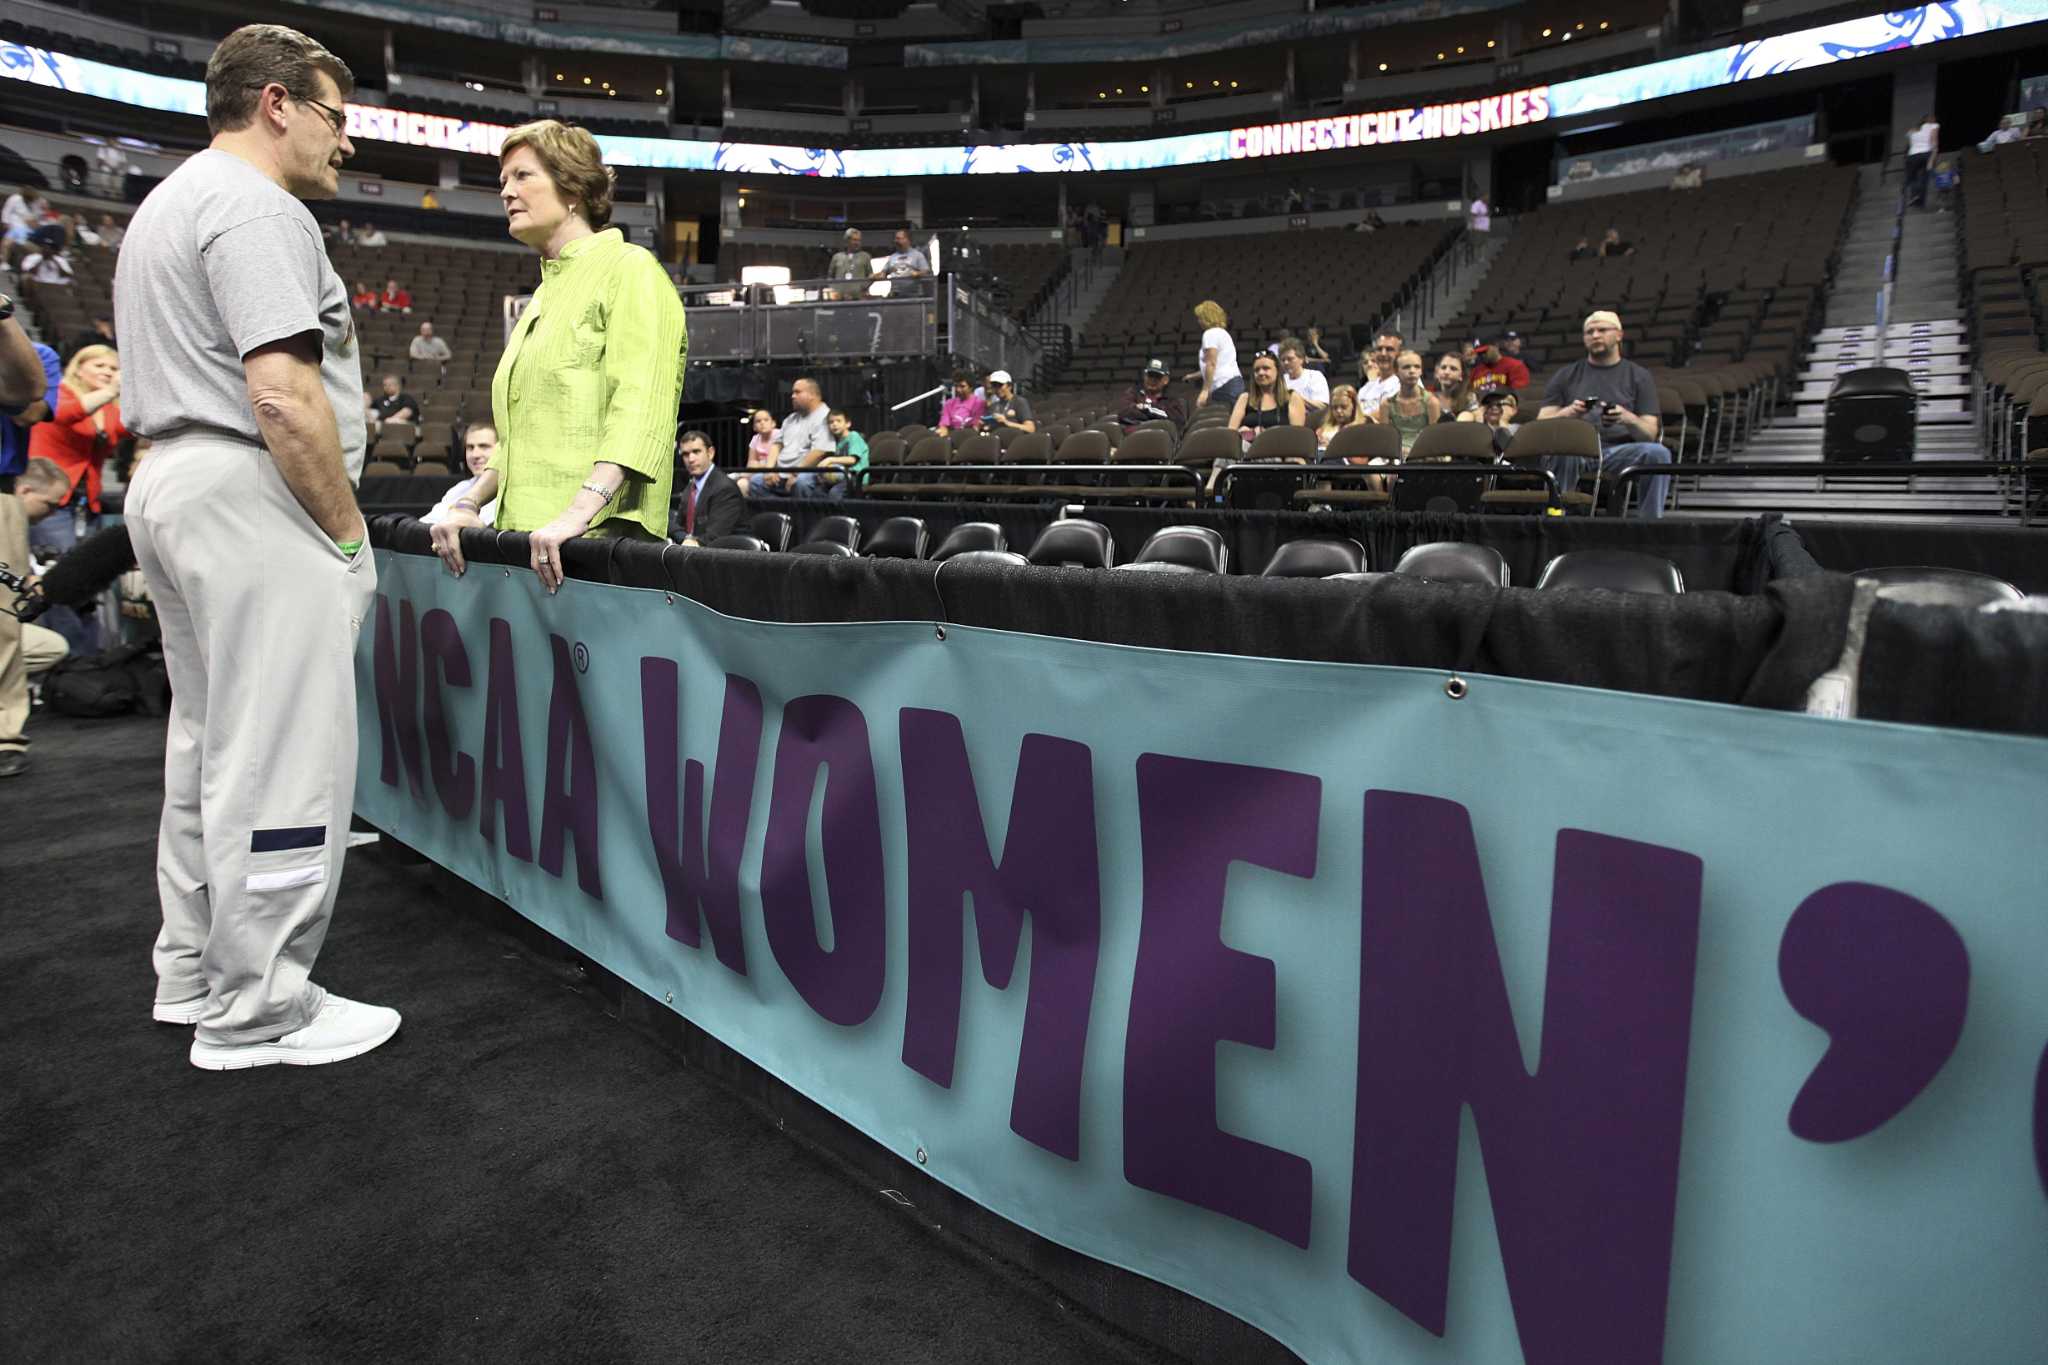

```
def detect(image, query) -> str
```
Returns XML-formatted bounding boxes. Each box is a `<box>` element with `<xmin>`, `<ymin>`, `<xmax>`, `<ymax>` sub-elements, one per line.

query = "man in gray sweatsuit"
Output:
<box><xmin>115</xmin><ymin>23</ymin><xmax>401</xmax><ymax>1070</ymax></box>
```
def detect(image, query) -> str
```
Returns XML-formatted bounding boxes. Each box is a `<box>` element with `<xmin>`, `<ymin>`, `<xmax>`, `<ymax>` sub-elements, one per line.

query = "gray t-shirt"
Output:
<box><xmin>1542</xmin><ymin>358</ymin><xmax>1659</xmax><ymax>450</ymax></box>
<box><xmin>114</xmin><ymin>149</ymin><xmax>366</xmax><ymax>480</ymax></box>
<box><xmin>777</xmin><ymin>403</ymin><xmax>833</xmax><ymax>468</ymax></box>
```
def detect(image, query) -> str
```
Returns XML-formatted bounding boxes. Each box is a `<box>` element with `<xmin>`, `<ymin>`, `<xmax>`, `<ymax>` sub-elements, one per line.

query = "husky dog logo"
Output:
<box><xmin>962</xmin><ymin>141</ymin><xmax>1097</xmax><ymax>174</ymax></box>
<box><xmin>711</xmin><ymin>143</ymin><xmax>848</xmax><ymax>177</ymax></box>
<box><xmin>1729</xmin><ymin>3</ymin><xmax>1984</xmax><ymax>78</ymax></box>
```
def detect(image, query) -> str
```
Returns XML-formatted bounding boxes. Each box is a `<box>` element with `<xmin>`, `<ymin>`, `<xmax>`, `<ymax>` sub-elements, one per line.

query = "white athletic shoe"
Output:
<box><xmin>153</xmin><ymin>997</ymin><xmax>207</xmax><ymax>1025</ymax></box>
<box><xmin>188</xmin><ymin>994</ymin><xmax>402</xmax><ymax>1071</ymax></box>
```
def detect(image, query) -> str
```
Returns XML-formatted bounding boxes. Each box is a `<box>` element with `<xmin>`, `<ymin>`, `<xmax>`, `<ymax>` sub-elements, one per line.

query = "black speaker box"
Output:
<box><xmin>1822</xmin><ymin>367</ymin><xmax>1917</xmax><ymax>462</ymax></box>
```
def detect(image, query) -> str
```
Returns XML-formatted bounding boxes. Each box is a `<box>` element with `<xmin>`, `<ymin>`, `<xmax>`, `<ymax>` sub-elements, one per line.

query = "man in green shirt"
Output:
<box><xmin>802</xmin><ymin>409</ymin><xmax>868</xmax><ymax>500</ymax></box>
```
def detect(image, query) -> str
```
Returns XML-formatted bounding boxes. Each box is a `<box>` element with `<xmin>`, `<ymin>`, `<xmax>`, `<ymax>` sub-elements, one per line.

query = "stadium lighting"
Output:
<box><xmin>1599</xmin><ymin>20</ymin><xmax>1609</xmax><ymax>27</ymax></box>
<box><xmin>1457</xmin><ymin>46</ymin><xmax>1465</xmax><ymax>53</ymax></box>
<box><xmin>1487</xmin><ymin>39</ymin><xmax>1496</xmax><ymax>47</ymax></box>
<box><xmin>555</xmin><ymin>72</ymin><xmax>564</xmax><ymax>80</ymax></box>
<box><xmin>656</xmin><ymin>87</ymin><xmax>664</xmax><ymax>94</ymax></box>
<box><xmin>1541</xmin><ymin>27</ymin><xmax>1551</xmax><ymax>35</ymax></box>
<box><xmin>582</xmin><ymin>77</ymin><xmax>592</xmax><ymax>84</ymax></box>
<box><xmin>1140</xmin><ymin>84</ymin><xmax>1148</xmax><ymax>92</ymax></box>
<box><xmin>1115</xmin><ymin>87</ymin><xmax>1123</xmax><ymax>94</ymax></box>
<box><xmin>1377</xmin><ymin>62</ymin><xmax>1388</xmax><ymax>70</ymax></box>
<box><xmin>1229</xmin><ymin>80</ymin><xmax>1238</xmax><ymax>88</ymax></box>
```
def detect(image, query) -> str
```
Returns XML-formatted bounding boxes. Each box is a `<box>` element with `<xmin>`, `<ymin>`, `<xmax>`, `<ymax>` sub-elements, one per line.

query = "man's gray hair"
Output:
<box><xmin>18</xmin><ymin>457</ymin><xmax>68</xmax><ymax>496</ymax></box>
<box><xmin>205</xmin><ymin>24</ymin><xmax>355</xmax><ymax>136</ymax></box>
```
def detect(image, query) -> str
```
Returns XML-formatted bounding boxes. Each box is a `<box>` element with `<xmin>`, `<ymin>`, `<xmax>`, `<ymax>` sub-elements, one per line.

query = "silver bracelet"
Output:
<box><xmin>579</xmin><ymin>481</ymin><xmax>616</xmax><ymax>506</ymax></box>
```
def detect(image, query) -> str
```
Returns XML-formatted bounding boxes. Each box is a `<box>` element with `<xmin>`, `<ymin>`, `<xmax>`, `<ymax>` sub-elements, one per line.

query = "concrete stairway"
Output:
<box><xmin>1412</xmin><ymin>231</ymin><xmax>1510</xmax><ymax>357</ymax></box>
<box><xmin>1051</xmin><ymin>246</ymin><xmax>1122</xmax><ymax>339</ymax></box>
<box><xmin>1822</xmin><ymin>164</ymin><xmax>1898</xmax><ymax>330</ymax></box>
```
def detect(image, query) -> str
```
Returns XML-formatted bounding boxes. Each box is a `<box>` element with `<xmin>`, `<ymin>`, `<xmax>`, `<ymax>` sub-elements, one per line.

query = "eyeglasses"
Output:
<box><xmin>296</xmin><ymin>95</ymin><xmax>347</xmax><ymax>137</ymax></box>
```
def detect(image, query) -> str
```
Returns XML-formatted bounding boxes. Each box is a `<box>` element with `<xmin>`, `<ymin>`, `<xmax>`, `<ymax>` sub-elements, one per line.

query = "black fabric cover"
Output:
<box><xmin>374</xmin><ymin>515</ymin><xmax>1850</xmax><ymax>710</ymax></box>
<box><xmin>1857</xmin><ymin>599</ymin><xmax>2048</xmax><ymax>737</ymax></box>
<box><xmin>752</xmin><ymin>498</ymin><xmax>1779</xmax><ymax>594</ymax></box>
<box><xmin>1791</xmin><ymin>521</ymin><xmax>2048</xmax><ymax>596</ymax></box>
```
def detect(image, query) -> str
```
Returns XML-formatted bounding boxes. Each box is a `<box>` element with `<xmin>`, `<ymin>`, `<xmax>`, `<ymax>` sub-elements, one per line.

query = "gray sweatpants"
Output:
<box><xmin>126</xmin><ymin>432</ymin><xmax>376</xmax><ymax>1045</ymax></box>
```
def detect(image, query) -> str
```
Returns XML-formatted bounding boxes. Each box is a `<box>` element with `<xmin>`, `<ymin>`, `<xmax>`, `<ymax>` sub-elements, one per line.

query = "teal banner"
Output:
<box><xmin>355</xmin><ymin>550</ymin><xmax>2048</xmax><ymax>1365</ymax></box>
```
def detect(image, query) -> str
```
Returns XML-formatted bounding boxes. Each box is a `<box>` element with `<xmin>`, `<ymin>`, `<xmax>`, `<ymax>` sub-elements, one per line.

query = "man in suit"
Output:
<box><xmin>673</xmin><ymin>429</ymin><xmax>743</xmax><ymax>545</ymax></box>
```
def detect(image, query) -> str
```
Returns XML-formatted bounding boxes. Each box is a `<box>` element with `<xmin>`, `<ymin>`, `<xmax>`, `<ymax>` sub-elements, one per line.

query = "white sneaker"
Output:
<box><xmin>153</xmin><ymin>997</ymin><xmax>207</xmax><ymax>1025</ymax></box>
<box><xmin>188</xmin><ymin>994</ymin><xmax>402</xmax><ymax>1071</ymax></box>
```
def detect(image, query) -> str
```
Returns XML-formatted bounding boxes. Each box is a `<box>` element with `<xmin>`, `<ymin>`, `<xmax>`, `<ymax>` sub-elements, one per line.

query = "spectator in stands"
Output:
<box><xmin>740</xmin><ymin>407</ymin><xmax>780</xmax><ymax>493</ymax></box>
<box><xmin>379</xmin><ymin>275</ymin><xmax>412</xmax><ymax>313</ymax></box>
<box><xmin>0</xmin><ymin>458</ymin><xmax>74</xmax><ymax>778</ymax></box>
<box><xmin>1536</xmin><ymin>310</ymin><xmax>1672</xmax><ymax>519</ymax></box>
<box><xmin>1599</xmin><ymin>228</ymin><xmax>1636</xmax><ymax>259</ymax></box>
<box><xmin>982</xmin><ymin>370</ymin><xmax>1035</xmax><ymax>434</ymax></box>
<box><xmin>1187</xmin><ymin>300</ymin><xmax>1243</xmax><ymax>407</ymax></box>
<box><xmin>1313</xmin><ymin>383</ymin><xmax>1365</xmax><ymax>453</ymax></box>
<box><xmin>20</xmin><ymin>247</ymin><xmax>74</xmax><ymax>287</ymax></box>
<box><xmin>749</xmin><ymin>378</ymin><xmax>832</xmax><ymax>496</ymax></box>
<box><xmin>1372</xmin><ymin>350</ymin><xmax>1441</xmax><ymax>456</ymax></box>
<box><xmin>408</xmin><ymin>322</ymin><xmax>452</xmax><ymax>366</ymax></box>
<box><xmin>1468</xmin><ymin>196</ymin><xmax>1490</xmax><ymax>232</ymax></box>
<box><xmin>1229</xmin><ymin>353</ymin><xmax>1306</xmax><ymax>445</ymax></box>
<box><xmin>806</xmin><ymin>409</ymin><xmax>869</xmax><ymax>499</ymax></box>
<box><xmin>356</xmin><ymin>222</ymin><xmax>388</xmax><ymax>248</ymax></box>
<box><xmin>420</xmin><ymin>188</ymin><xmax>441</xmax><ymax>211</ymax></box>
<box><xmin>2</xmin><ymin>188</ymin><xmax>46</xmax><ymax>265</ymax></box>
<box><xmin>937</xmin><ymin>372</ymin><xmax>985</xmax><ymax>432</ymax></box>
<box><xmin>1905</xmin><ymin>115</ymin><xmax>1940</xmax><ymax>208</ymax></box>
<box><xmin>881</xmin><ymin>228</ymin><xmax>930</xmax><ymax>279</ymax></box>
<box><xmin>65</xmin><ymin>317</ymin><xmax>117</xmax><ymax>366</ymax></box>
<box><xmin>27</xmin><ymin>345</ymin><xmax>127</xmax><ymax>555</ymax></box>
<box><xmin>1471</xmin><ymin>334</ymin><xmax>1530</xmax><ymax>392</ymax></box>
<box><xmin>421</xmin><ymin>422</ymin><xmax>501</xmax><ymax>528</ymax></box>
<box><xmin>1670</xmin><ymin>164</ymin><xmax>1704</xmax><ymax>191</ymax></box>
<box><xmin>1470</xmin><ymin>388</ymin><xmax>1519</xmax><ymax>455</ymax></box>
<box><xmin>1118</xmin><ymin>358</ymin><xmax>1187</xmax><ymax>431</ymax></box>
<box><xmin>2029</xmin><ymin>108</ymin><xmax>2048</xmax><ymax>139</ymax></box>
<box><xmin>1304</xmin><ymin>326</ymin><xmax>1332</xmax><ymax>366</ymax></box>
<box><xmin>1569</xmin><ymin>236</ymin><xmax>1594</xmax><ymax>262</ymax></box>
<box><xmin>328</xmin><ymin>216</ymin><xmax>352</xmax><ymax>244</ymax></box>
<box><xmin>1357</xmin><ymin>330</ymin><xmax>1402</xmax><ymax>413</ymax></box>
<box><xmin>95</xmin><ymin>140</ymin><xmax>130</xmax><ymax>198</ymax></box>
<box><xmin>1932</xmin><ymin>155</ymin><xmax>1960</xmax><ymax>213</ymax></box>
<box><xmin>1278</xmin><ymin>336</ymin><xmax>1329</xmax><ymax>411</ymax></box>
<box><xmin>365</xmin><ymin>373</ymin><xmax>418</xmax><ymax>434</ymax></box>
<box><xmin>431</xmin><ymin>120</ymin><xmax>688</xmax><ymax>584</ymax></box>
<box><xmin>827</xmin><ymin>228</ymin><xmax>872</xmax><ymax>299</ymax></box>
<box><xmin>672</xmin><ymin>429</ymin><xmax>742</xmax><ymax>543</ymax></box>
<box><xmin>1430</xmin><ymin>352</ymin><xmax>1475</xmax><ymax>421</ymax></box>
<box><xmin>351</xmin><ymin>279</ymin><xmax>379</xmax><ymax>310</ymax></box>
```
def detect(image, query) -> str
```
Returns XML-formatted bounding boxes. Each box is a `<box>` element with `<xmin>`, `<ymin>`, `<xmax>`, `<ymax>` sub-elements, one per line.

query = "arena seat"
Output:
<box><xmin>1858</xmin><ymin>566</ymin><xmax>2025</xmax><ymax>607</ymax></box>
<box><xmin>789</xmin><ymin>540</ymin><xmax>856</xmax><ymax>557</ymax></box>
<box><xmin>1245</xmin><ymin>426</ymin><xmax>1317</xmax><ymax>463</ymax></box>
<box><xmin>1119</xmin><ymin>525</ymin><xmax>1227</xmax><ymax>575</ymax></box>
<box><xmin>1262</xmin><ymin>538</ymin><xmax>1365</xmax><ymax>577</ymax></box>
<box><xmin>1026</xmin><ymin>519</ymin><xmax>1115</xmax><ymax>569</ymax></box>
<box><xmin>804</xmin><ymin>515</ymin><xmax>863</xmax><ymax>552</ymax></box>
<box><xmin>1483</xmin><ymin>418</ymin><xmax>1600</xmax><ymax>513</ymax></box>
<box><xmin>707</xmin><ymin>534</ymin><xmax>771</xmax><ymax>552</ymax></box>
<box><xmin>940</xmin><ymin>549</ymin><xmax>1030</xmax><ymax>567</ymax></box>
<box><xmin>748</xmin><ymin>512</ymin><xmax>794</xmax><ymax>552</ymax></box>
<box><xmin>864</xmin><ymin>516</ymin><xmax>930</xmax><ymax>560</ymax></box>
<box><xmin>1393</xmin><ymin>541</ymin><xmax>1511</xmax><ymax>587</ymax></box>
<box><xmin>931</xmin><ymin>522</ymin><xmax>1006</xmax><ymax>561</ymax></box>
<box><xmin>1535</xmin><ymin>549</ymin><xmax>1685</xmax><ymax>594</ymax></box>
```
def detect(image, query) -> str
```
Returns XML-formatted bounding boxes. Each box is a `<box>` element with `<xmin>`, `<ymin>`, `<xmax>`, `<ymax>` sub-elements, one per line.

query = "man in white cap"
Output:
<box><xmin>1537</xmin><ymin>310</ymin><xmax>1672</xmax><ymax>518</ymax></box>
<box><xmin>983</xmin><ymin>370</ymin><xmax>1035</xmax><ymax>434</ymax></box>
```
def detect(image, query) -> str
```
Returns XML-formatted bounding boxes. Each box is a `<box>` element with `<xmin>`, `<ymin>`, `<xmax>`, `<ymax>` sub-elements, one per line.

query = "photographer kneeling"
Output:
<box><xmin>0</xmin><ymin>459</ymin><xmax>75</xmax><ymax>777</ymax></box>
<box><xmin>1536</xmin><ymin>310</ymin><xmax>1672</xmax><ymax>518</ymax></box>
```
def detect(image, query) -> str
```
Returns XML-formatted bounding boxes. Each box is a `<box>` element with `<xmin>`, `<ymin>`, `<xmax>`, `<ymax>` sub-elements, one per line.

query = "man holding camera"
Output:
<box><xmin>1537</xmin><ymin>310</ymin><xmax>1672</xmax><ymax>518</ymax></box>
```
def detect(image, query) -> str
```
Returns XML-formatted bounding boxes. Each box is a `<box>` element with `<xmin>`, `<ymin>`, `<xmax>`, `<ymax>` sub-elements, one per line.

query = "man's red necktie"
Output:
<box><xmin>686</xmin><ymin>482</ymin><xmax>698</xmax><ymax>535</ymax></box>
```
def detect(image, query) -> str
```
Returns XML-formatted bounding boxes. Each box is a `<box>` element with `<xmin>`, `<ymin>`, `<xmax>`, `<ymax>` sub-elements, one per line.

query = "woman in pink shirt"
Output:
<box><xmin>936</xmin><ymin>372</ymin><xmax>986</xmax><ymax>431</ymax></box>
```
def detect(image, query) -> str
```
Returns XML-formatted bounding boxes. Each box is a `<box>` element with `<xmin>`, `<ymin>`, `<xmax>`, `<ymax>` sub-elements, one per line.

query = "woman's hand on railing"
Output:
<box><xmin>430</xmin><ymin>508</ymin><xmax>480</xmax><ymax>577</ymax></box>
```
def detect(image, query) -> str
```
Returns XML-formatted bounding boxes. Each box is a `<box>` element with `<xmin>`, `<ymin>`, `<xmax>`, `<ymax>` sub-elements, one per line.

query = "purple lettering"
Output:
<box><xmin>419</xmin><ymin>608</ymin><xmax>474</xmax><ymax>820</ymax></box>
<box><xmin>761</xmin><ymin>694</ymin><xmax>885</xmax><ymax>1026</ymax></box>
<box><xmin>371</xmin><ymin>594</ymin><xmax>424</xmax><ymax>797</ymax></box>
<box><xmin>641</xmin><ymin>662</ymin><xmax>757</xmax><ymax>975</ymax></box>
<box><xmin>1779</xmin><ymin>882</ymin><xmax>1968</xmax><ymax>1143</ymax></box>
<box><xmin>537</xmin><ymin>634</ymin><xmax>602</xmax><ymax>899</ymax></box>
<box><xmin>899</xmin><ymin>709</ymin><xmax>1100</xmax><ymax>1160</ymax></box>
<box><xmin>477</xmin><ymin>617</ymin><xmax>533</xmax><ymax>862</ymax></box>
<box><xmin>1349</xmin><ymin>792</ymin><xmax>1701</xmax><ymax>1363</ymax></box>
<box><xmin>1124</xmin><ymin>754</ymin><xmax>1318</xmax><ymax>1248</ymax></box>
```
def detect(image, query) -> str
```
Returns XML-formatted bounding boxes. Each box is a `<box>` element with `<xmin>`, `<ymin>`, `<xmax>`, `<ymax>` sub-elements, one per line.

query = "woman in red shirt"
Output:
<box><xmin>29</xmin><ymin>344</ymin><xmax>126</xmax><ymax>521</ymax></box>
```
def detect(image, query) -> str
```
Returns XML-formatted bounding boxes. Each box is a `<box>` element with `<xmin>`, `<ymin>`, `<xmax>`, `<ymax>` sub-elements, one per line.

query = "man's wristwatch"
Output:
<box><xmin>0</xmin><ymin>294</ymin><xmax>14</xmax><ymax>322</ymax></box>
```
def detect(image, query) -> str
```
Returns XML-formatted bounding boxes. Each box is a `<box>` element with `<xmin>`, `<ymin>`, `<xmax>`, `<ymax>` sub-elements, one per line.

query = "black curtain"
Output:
<box><xmin>375</xmin><ymin>515</ymin><xmax>1848</xmax><ymax>710</ymax></box>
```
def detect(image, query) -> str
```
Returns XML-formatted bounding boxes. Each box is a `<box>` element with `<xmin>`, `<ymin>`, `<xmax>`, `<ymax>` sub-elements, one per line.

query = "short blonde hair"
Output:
<box><xmin>63</xmin><ymin>345</ymin><xmax>117</xmax><ymax>389</ymax></box>
<box><xmin>1193</xmin><ymin>300</ymin><xmax>1229</xmax><ymax>330</ymax></box>
<box><xmin>500</xmin><ymin>120</ymin><xmax>614</xmax><ymax>229</ymax></box>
